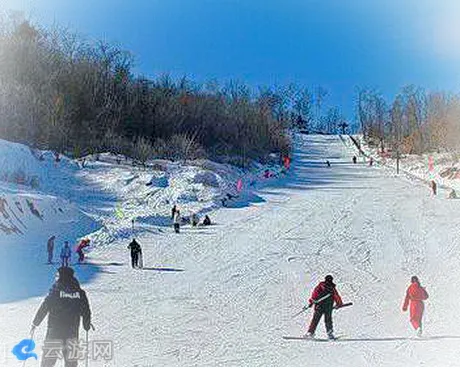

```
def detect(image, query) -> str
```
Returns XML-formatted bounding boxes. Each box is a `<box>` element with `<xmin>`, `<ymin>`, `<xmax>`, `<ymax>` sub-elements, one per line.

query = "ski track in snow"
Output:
<box><xmin>2</xmin><ymin>135</ymin><xmax>460</xmax><ymax>366</ymax></box>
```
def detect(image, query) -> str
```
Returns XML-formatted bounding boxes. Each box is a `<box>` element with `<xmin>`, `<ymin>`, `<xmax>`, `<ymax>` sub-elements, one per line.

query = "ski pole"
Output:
<box><xmin>292</xmin><ymin>304</ymin><xmax>312</xmax><ymax>318</ymax></box>
<box><xmin>334</xmin><ymin>302</ymin><xmax>353</xmax><ymax>310</ymax></box>
<box><xmin>292</xmin><ymin>293</ymin><xmax>332</xmax><ymax>318</ymax></box>
<box><xmin>85</xmin><ymin>324</ymin><xmax>95</xmax><ymax>367</ymax></box>
<box><xmin>22</xmin><ymin>327</ymin><xmax>36</xmax><ymax>367</ymax></box>
<box><xmin>85</xmin><ymin>330</ymin><xmax>89</xmax><ymax>368</ymax></box>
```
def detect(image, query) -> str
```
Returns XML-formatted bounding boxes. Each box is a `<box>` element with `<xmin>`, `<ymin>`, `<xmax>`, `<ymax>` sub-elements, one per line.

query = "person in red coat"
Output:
<box><xmin>402</xmin><ymin>276</ymin><xmax>429</xmax><ymax>337</ymax></box>
<box><xmin>305</xmin><ymin>275</ymin><xmax>343</xmax><ymax>339</ymax></box>
<box><xmin>76</xmin><ymin>239</ymin><xmax>90</xmax><ymax>263</ymax></box>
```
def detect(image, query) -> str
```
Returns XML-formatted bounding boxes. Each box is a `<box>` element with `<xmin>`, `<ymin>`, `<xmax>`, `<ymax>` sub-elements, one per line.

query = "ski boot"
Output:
<box><xmin>327</xmin><ymin>330</ymin><xmax>336</xmax><ymax>340</ymax></box>
<box><xmin>303</xmin><ymin>332</ymin><xmax>315</xmax><ymax>339</ymax></box>
<box><xmin>416</xmin><ymin>327</ymin><xmax>423</xmax><ymax>338</ymax></box>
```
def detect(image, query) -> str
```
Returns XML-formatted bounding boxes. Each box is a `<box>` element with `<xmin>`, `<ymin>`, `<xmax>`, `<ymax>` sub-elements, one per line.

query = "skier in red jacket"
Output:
<box><xmin>402</xmin><ymin>276</ymin><xmax>429</xmax><ymax>337</ymax></box>
<box><xmin>304</xmin><ymin>275</ymin><xmax>343</xmax><ymax>339</ymax></box>
<box><xmin>76</xmin><ymin>239</ymin><xmax>90</xmax><ymax>263</ymax></box>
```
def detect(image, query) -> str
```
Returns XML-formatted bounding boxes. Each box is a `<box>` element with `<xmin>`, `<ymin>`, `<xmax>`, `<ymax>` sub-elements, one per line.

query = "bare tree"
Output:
<box><xmin>314</xmin><ymin>86</ymin><xmax>328</xmax><ymax>132</ymax></box>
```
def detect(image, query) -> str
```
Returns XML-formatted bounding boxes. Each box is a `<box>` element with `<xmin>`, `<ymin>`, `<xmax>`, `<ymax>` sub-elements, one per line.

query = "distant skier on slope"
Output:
<box><xmin>402</xmin><ymin>276</ymin><xmax>429</xmax><ymax>337</ymax></box>
<box><xmin>326</xmin><ymin>160</ymin><xmax>331</xmax><ymax>167</ymax></box>
<box><xmin>76</xmin><ymin>239</ymin><xmax>90</xmax><ymax>263</ymax></box>
<box><xmin>352</xmin><ymin>156</ymin><xmax>357</xmax><ymax>164</ymax></box>
<box><xmin>31</xmin><ymin>266</ymin><xmax>92</xmax><ymax>367</ymax></box>
<box><xmin>191</xmin><ymin>213</ymin><xmax>199</xmax><ymax>227</ymax></box>
<box><xmin>173</xmin><ymin>210</ymin><xmax>181</xmax><ymax>233</ymax></box>
<box><xmin>431</xmin><ymin>180</ymin><xmax>437</xmax><ymax>196</ymax></box>
<box><xmin>127</xmin><ymin>238</ymin><xmax>142</xmax><ymax>269</ymax></box>
<box><xmin>171</xmin><ymin>205</ymin><xmax>177</xmax><ymax>220</ymax></box>
<box><xmin>47</xmin><ymin>235</ymin><xmax>55</xmax><ymax>264</ymax></box>
<box><xmin>203</xmin><ymin>215</ymin><xmax>211</xmax><ymax>226</ymax></box>
<box><xmin>60</xmin><ymin>241</ymin><xmax>71</xmax><ymax>267</ymax></box>
<box><xmin>304</xmin><ymin>275</ymin><xmax>343</xmax><ymax>340</ymax></box>
<box><xmin>369</xmin><ymin>157</ymin><xmax>373</xmax><ymax>166</ymax></box>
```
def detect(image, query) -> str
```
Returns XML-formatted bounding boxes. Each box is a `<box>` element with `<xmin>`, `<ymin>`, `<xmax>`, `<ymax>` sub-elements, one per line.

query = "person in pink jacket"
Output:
<box><xmin>402</xmin><ymin>276</ymin><xmax>429</xmax><ymax>337</ymax></box>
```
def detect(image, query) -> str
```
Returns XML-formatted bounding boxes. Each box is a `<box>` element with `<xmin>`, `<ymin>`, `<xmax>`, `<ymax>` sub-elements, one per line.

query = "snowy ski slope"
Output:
<box><xmin>2</xmin><ymin>135</ymin><xmax>460</xmax><ymax>366</ymax></box>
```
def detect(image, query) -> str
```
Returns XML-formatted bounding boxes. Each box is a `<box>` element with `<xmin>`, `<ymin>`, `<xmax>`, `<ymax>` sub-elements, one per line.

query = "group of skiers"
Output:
<box><xmin>47</xmin><ymin>237</ymin><xmax>91</xmax><ymax>266</ymax></box>
<box><xmin>352</xmin><ymin>155</ymin><xmax>373</xmax><ymax>165</ymax></box>
<box><xmin>325</xmin><ymin>155</ymin><xmax>373</xmax><ymax>168</ymax></box>
<box><xmin>28</xmin><ymin>271</ymin><xmax>429</xmax><ymax>367</ymax></box>
<box><xmin>171</xmin><ymin>205</ymin><xmax>212</xmax><ymax>233</ymax></box>
<box><xmin>430</xmin><ymin>180</ymin><xmax>459</xmax><ymax>199</ymax></box>
<box><xmin>47</xmin><ymin>205</ymin><xmax>214</xmax><ymax>271</ymax></box>
<box><xmin>304</xmin><ymin>275</ymin><xmax>428</xmax><ymax>339</ymax></box>
<box><xmin>124</xmin><ymin>206</ymin><xmax>212</xmax><ymax>270</ymax></box>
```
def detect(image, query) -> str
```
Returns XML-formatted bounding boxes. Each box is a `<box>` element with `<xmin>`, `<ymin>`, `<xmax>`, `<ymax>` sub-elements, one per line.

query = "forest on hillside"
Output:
<box><xmin>357</xmin><ymin>86</ymin><xmax>460</xmax><ymax>157</ymax></box>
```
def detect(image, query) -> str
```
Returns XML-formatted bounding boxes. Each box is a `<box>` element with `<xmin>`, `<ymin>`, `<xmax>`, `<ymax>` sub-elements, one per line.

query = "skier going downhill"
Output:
<box><xmin>128</xmin><ymin>238</ymin><xmax>142</xmax><ymax>269</ymax></box>
<box><xmin>402</xmin><ymin>276</ymin><xmax>429</xmax><ymax>337</ymax></box>
<box><xmin>304</xmin><ymin>275</ymin><xmax>343</xmax><ymax>340</ymax></box>
<box><xmin>31</xmin><ymin>266</ymin><xmax>92</xmax><ymax>367</ymax></box>
<box><xmin>60</xmin><ymin>241</ymin><xmax>71</xmax><ymax>267</ymax></box>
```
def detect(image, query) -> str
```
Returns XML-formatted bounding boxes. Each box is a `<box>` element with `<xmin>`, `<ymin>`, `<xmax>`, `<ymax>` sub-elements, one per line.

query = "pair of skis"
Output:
<box><xmin>287</xmin><ymin>294</ymin><xmax>353</xmax><ymax>342</ymax></box>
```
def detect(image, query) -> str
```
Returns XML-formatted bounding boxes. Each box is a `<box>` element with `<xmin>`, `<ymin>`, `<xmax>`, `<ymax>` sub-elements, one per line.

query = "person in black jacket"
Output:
<box><xmin>203</xmin><ymin>215</ymin><xmax>211</xmax><ymax>226</ymax></box>
<box><xmin>31</xmin><ymin>267</ymin><xmax>91</xmax><ymax>367</ymax></box>
<box><xmin>127</xmin><ymin>238</ymin><xmax>142</xmax><ymax>268</ymax></box>
<box><xmin>171</xmin><ymin>205</ymin><xmax>177</xmax><ymax>220</ymax></box>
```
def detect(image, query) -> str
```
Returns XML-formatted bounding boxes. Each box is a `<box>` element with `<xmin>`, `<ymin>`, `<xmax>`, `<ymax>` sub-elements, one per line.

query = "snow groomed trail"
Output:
<box><xmin>3</xmin><ymin>134</ymin><xmax>460</xmax><ymax>366</ymax></box>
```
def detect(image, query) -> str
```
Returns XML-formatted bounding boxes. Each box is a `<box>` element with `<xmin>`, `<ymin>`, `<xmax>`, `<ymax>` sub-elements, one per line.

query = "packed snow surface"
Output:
<box><xmin>2</xmin><ymin>135</ymin><xmax>460</xmax><ymax>366</ymax></box>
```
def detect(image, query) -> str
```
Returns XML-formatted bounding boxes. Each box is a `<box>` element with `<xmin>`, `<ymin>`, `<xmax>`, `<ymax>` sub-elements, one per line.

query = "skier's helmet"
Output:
<box><xmin>411</xmin><ymin>276</ymin><xmax>419</xmax><ymax>284</ymax></box>
<box><xmin>325</xmin><ymin>275</ymin><xmax>334</xmax><ymax>283</ymax></box>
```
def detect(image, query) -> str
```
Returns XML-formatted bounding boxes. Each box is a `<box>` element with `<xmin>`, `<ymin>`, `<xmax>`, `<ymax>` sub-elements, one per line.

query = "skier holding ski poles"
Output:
<box><xmin>304</xmin><ymin>275</ymin><xmax>343</xmax><ymax>340</ymax></box>
<box><xmin>127</xmin><ymin>238</ymin><xmax>142</xmax><ymax>269</ymax></box>
<box><xmin>30</xmin><ymin>266</ymin><xmax>92</xmax><ymax>367</ymax></box>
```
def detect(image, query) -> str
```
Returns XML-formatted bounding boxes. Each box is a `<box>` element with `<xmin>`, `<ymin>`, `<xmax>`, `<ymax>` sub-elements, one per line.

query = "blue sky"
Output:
<box><xmin>3</xmin><ymin>0</ymin><xmax>460</xmax><ymax>121</ymax></box>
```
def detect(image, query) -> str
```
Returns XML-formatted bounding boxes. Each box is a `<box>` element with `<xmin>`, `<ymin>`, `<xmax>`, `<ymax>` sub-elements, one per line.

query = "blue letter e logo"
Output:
<box><xmin>12</xmin><ymin>339</ymin><xmax>38</xmax><ymax>361</ymax></box>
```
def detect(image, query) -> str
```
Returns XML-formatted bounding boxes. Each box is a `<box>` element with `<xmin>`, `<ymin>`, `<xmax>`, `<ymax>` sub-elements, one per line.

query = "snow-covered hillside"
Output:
<box><xmin>0</xmin><ymin>138</ymin><xmax>282</xmax><ymax>302</ymax></box>
<box><xmin>350</xmin><ymin>135</ymin><xmax>460</xmax><ymax>196</ymax></box>
<box><xmin>2</xmin><ymin>135</ymin><xmax>460</xmax><ymax>366</ymax></box>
